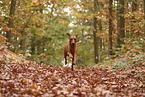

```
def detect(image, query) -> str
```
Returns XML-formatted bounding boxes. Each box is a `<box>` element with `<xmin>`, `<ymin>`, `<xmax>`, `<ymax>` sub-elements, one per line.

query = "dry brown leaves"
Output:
<box><xmin>0</xmin><ymin>61</ymin><xmax>145</xmax><ymax>97</ymax></box>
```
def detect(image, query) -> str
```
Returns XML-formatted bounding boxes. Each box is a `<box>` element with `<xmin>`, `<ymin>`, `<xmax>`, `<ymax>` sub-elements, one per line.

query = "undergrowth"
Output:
<box><xmin>97</xmin><ymin>38</ymin><xmax>144</xmax><ymax>70</ymax></box>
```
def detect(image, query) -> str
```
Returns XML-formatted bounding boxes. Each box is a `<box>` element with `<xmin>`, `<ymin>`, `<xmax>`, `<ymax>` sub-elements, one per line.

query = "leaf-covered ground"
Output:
<box><xmin>0</xmin><ymin>61</ymin><xmax>144</xmax><ymax>97</ymax></box>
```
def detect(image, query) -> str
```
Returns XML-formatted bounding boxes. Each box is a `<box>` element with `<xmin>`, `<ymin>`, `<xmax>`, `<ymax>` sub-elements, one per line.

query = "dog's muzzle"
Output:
<box><xmin>71</xmin><ymin>43</ymin><xmax>75</xmax><ymax>46</ymax></box>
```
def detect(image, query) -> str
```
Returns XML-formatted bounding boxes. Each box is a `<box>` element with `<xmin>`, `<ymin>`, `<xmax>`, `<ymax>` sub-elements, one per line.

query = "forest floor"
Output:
<box><xmin>0</xmin><ymin>58</ymin><xmax>145</xmax><ymax>97</ymax></box>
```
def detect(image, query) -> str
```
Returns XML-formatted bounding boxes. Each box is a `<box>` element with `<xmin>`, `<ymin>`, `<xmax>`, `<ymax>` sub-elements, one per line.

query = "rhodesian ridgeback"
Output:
<box><xmin>64</xmin><ymin>33</ymin><xmax>79</xmax><ymax>70</ymax></box>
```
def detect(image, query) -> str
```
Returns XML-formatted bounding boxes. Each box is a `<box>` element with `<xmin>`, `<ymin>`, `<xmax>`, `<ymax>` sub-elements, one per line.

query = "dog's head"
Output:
<box><xmin>67</xmin><ymin>33</ymin><xmax>79</xmax><ymax>46</ymax></box>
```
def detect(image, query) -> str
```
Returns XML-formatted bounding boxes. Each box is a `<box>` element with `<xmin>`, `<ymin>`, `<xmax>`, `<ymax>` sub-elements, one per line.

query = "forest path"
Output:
<box><xmin>0</xmin><ymin>61</ymin><xmax>144</xmax><ymax>96</ymax></box>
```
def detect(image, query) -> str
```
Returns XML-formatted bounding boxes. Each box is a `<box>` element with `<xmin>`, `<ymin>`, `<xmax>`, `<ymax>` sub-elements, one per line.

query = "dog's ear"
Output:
<box><xmin>66</xmin><ymin>33</ymin><xmax>71</xmax><ymax>37</ymax></box>
<box><xmin>76</xmin><ymin>34</ymin><xmax>79</xmax><ymax>37</ymax></box>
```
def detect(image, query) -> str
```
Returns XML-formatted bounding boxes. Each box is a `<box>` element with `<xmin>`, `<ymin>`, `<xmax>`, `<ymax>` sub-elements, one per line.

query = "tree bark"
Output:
<box><xmin>6</xmin><ymin>0</ymin><xmax>16</xmax><ymax>48</ymax></box>
<box><xmin>131</xmin><ymin>0</ymin><xmax>138</xmax><ymax>36</ymax></box>
<box><xmin>93</xmin><ymin>0</ymin><xmax>99</xmax><ymax>63</ymax></box>
<box><xmin>117</xmin><ymin>0</ymin><xmax>125</xmax><ymax>47</ymax></box>
<box><xmin>132</xmin><ymin>0</ymin><xmax>138</xmax><ymax>11</ymax></box>
<box><xmin>99</xmin><ymin>19</ymin><xmax>102</xmax><ymax>61</ymax></box>
<box><xmin>99</xmin><ymin>19</ymin><xmax>102</xmax><ymax>52</ymax></box>
<box><xmin>108</xmin><ymin>0</ymin><xmax>113</xmax><ymax>55</ymax></box>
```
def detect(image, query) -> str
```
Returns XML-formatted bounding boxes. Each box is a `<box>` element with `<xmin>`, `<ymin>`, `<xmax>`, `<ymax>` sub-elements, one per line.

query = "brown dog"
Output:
<box><xmin>64</xmin><ymin>33</ymin><xmax>79</xmax><ymax>71</ymax></box>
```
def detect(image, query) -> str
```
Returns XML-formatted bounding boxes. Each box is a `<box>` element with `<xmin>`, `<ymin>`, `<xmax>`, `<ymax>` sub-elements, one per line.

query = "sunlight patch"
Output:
<box><xmin>62</xmin><ymin>58</ymin><xmax>72</xmax><ymax>67</ymax></box>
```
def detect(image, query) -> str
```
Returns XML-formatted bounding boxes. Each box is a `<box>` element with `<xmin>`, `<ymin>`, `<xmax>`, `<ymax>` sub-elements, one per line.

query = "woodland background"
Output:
<box><xmin>0</xmin><ymin>0</ymin><xmax>144</xmax><ymax>67</ymax></box>
<box><xmin>0</xmin><ymin>0</ymin><xmax>145</xmax><ymax>96</ymax></box>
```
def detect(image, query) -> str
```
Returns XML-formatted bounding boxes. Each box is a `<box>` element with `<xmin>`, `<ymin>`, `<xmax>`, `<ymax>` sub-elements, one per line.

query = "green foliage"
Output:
<box><xmin>98</xmin><ymin>36</ymin><xmax>144</xmax><ymax>70</ymax></box>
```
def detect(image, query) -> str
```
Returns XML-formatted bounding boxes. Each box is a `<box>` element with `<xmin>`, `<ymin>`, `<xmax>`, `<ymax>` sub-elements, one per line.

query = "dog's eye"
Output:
<box><xmin>70</xmin><ymin>39</ymin><xmax>72</xmax><ymax>40</ymax></box>
<box><xmin>74</xmin><ymin>39</ymin><xmax>76</xmax><ymax>40</ymax></box>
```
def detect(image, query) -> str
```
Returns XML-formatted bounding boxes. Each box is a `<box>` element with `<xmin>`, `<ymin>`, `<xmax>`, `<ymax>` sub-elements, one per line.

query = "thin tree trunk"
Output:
<box><xmin>131</xmin><ymin>0</ymin><xmax>138</xmax><ymax>37</ymax></box>
<box><xmin>117</xmin><ymin>0</ymin><xmax>120</xmax><ymax>47</ymax></box>
<box><xmin>31</xmin><ymin>32</ymin><xmax>36</xmax><ymax>55</ymax></box>
<box><xmin>6</xmin><ymin>0</ymin><xmax>16</xmax><ymax>48</ymax></box>
<box><xmin>93</xmin><ymin>0</ymin><xmax>99</xmax><ymax>63</ymax></box>
<box><xmin>132</xmin><ymin>0</ymin><xmax>138</xmax><ymax>11</ymax></box>
<box><xmin>103</xmin><ymin>39</ymin><xmax>105</xmax><ymax>52</ymax></box>
<box><xmin>99</xmin><ymin>19</ymin><xmax>102</xmax><ymax>61</ymax></box>
<box><xmin>117</xmin><ymin>0</ymin><xmax>125</xmax><ymax>47</ymax></box>
<box><xmin>108</xmin><ymin>0</ymin><xmax>113</xmax><ymax>55</ymax></box>
<box><xmin>99</xmin><ymin>19</ymin><xmax>102</xmax><ymax>53</ymax></box>
<box><xmin>20</xmin><ymin>12</ymin><xmax>34</xmax><ymax>53</ymax></box>
<box><xmin>120</xmin><ymin>0</ymin><xmax>125</xmax><ymax>38</ymax></box>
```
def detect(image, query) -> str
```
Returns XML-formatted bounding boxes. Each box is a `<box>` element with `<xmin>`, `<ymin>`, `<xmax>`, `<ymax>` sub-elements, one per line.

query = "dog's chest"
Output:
<box><xmin>70</xmin><ymin>47</ymin><xmax>76</xmax><ymax>55</ymax></box>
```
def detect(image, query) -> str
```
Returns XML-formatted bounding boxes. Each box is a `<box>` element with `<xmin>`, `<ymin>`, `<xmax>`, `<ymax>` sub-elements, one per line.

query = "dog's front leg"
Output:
<box><xmin>67</xmin><ymin>52</ymin><xmax>73</xmax><ymax>59</ymax></box>
<box><xmin>71</xmin><ymin>54</ymin><xmax>76</xmax><ymax>71</ymax></box>
<box><xmin>72</xmin><ymin>53</ymin><xmax>76</xmax><ymax>65</ymax></box>
<box><xmin>64</xmin><ymin>56</ymin><xmax>67</xmax><ymax>65</ymax></box>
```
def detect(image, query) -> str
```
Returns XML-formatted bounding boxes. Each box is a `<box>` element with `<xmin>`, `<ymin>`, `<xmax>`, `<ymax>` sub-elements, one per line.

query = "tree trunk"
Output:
<box><xmin>31</xmin><ymin>33</ymin><xmax>36</xmax><ymax>55</ymax></box>
<box><xmin>6</xmin><ymin>0</ymin><xmax>16</xmax><ymax>48</ymax></box>
<box><xmin>117</xmin><ymin>0</ymin><xmax>125</xmax><ymax>47</ymax></box>
<box><xmin>99</xmin><ymin>19</ymin><xmax>102</xmax><ymax>61</ymax></box>
<box><xmin>117</xmin><ymin>0</ymin><xmax>120</xmax><ymax>47</ymax></box>
<box><xmin>108</xmin><ymin>0</ymin><xmax>113</xmax><ymax>55</ymax></box>
<box><xmin>132</xmin><ymin>0</ymin><xmax>138</xmax><ymax>11</ymax></box>
<box><xmin>99</xmin><ymin>19</ymin><xmax>102</xmax><ymax>52</ymax></box>
<box><xmin>131</xmin><ymin>0</ymin><xmax>138</xmax><ymax>36</ymax></box>
<box><xmin>93</xmin><ymin>0</ymin><xmax>99</xmax><ymax>63</ymax></box>
<box><xmin>20</xmin><ymin>12</ymin><xmax>34</xmax><ymax>53</ymax></box>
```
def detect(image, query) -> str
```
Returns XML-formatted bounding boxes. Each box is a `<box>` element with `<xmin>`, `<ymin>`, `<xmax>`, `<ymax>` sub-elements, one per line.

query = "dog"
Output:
<box><xmin>64</xmin><ymin>33</ymin><xmax>79</xmax><ymax>71</ymax></box>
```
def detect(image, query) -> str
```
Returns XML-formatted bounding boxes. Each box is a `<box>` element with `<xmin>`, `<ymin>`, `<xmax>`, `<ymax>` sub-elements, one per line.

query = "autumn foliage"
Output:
<box><xmin>0</xmin><ymin>0</ymin><xmax>145</xmax><ymax>96</ymax></box>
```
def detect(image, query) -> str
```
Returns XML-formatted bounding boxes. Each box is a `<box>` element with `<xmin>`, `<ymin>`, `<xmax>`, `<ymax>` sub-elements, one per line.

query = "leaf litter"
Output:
<box><xmin>0</xmin><ymin>61</ymin><xmax>144</xmax><ymax>97</ymax></box>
